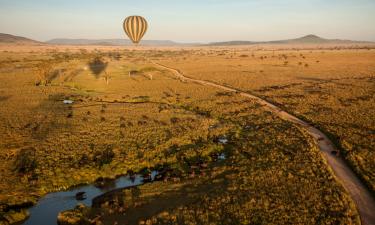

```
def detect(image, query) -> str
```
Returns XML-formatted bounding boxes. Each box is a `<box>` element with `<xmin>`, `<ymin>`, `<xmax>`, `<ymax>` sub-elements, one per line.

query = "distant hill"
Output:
<box><xmin>208</xmin><ymin>35</ymin><xmax>372</xmax><ymax>46</ymax></box>
<box><xmin>2</xmin><ymin>33</ymin><xmax>372</xmax><ymax>47</ymax></box>
<box><xmin>0</xmin><ymin>33</ymin><xmax>42</xmax><ymax>45</ymax></box>
<box><xmin>46</xmin><ymin>38</ymin><xmax>192</xmax><ymax>46</ymax></box>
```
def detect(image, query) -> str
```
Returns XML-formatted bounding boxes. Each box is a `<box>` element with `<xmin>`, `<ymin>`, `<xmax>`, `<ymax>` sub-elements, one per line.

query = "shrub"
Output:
<box><xmin>170</xmin><ymin>117</ymin><xmax>179</xmax><ymax>124</ymax></box>
<box><xmin>78</xmin><ymin>154</ymin><xmax>90</xmax><ymax>166</ymax></box>
<box><xmin>129</xmin><ymin>70</ymin><xmax>139</xmax><ymax>76</ymax></box>
<box><xmin>93</xmin><ymin>146</ymin><xmax>115</xmax><ymax>167</ymax></box>
<box><xmin>14</xmin><ymin>147</ymin><xmax>37</xmax><ymax>173</ymax></box>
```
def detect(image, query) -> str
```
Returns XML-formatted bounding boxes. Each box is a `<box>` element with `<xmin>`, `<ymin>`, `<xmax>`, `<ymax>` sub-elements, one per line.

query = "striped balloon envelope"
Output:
<box><xmin>123</xmin><ymin>16</ymin><xmax>148</xmax><ymax>44</ymax></box>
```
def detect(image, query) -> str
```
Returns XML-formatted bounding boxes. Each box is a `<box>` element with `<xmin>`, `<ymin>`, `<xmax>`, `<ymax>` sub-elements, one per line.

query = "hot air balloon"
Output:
<box><xmin>123</xmin><ymin>16</ymin><xmax>148</xmax><ymax>44</ymax></box>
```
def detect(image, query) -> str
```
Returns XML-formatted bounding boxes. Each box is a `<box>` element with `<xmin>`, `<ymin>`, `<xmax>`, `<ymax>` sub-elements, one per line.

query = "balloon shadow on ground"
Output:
<box><xmin>88</xmin><ymin>57</ymin><xmax>108</xmax><ymax>79</ymax></box>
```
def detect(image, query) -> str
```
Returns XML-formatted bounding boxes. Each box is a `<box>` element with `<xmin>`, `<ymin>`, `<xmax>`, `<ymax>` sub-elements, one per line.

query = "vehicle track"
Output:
<box><xmin>153</xmin><ymin>62</ymin><xmax>375</xmax><ymax>225</ymax></box>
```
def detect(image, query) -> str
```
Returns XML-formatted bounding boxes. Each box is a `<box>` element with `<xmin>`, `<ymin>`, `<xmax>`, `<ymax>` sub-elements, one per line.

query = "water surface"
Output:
<box><xmin>23</xmin><ymin>172</ymin><xmax>158</xmax><ymax>225</ymax></box>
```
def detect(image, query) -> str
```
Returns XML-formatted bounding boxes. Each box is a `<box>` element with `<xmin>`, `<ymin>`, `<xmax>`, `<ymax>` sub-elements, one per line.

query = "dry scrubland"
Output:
<box><xmin>159</xmin><ymin>48</ymin><xmax>375</xmax><ymax>193</ymax></box>
<box><xmin>0</xmin><ymin>46</ymin><xmax>370</xmax><ymax>224</ymax></box>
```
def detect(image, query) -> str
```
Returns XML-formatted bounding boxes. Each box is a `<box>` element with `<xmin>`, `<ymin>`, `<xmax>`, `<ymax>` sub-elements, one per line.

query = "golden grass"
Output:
<box><xmin>159</xmin><ymin>48</ymin><xmax>375</xmax><ymax>193</ymax></box>
<box><xmin>0</xmin><ymin>47</ymin><xmax>368</xmax><ymax>224</ymax></box>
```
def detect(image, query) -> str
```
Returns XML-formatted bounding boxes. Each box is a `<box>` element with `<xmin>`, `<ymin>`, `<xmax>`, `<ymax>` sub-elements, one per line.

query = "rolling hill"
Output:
<box><xmin>208</xmin><ymin>35</ymin><xmax>372</xmax><ymax>46</ymax></box>
<box><xmin>1</xmin><ymin>33</ymin><xmax>372</xmax><ymax>47</ymax></box>
<box><xmin>0</xmin><ymin>33</ymin><xmax>42</xmax><ymax>45</ymax></box>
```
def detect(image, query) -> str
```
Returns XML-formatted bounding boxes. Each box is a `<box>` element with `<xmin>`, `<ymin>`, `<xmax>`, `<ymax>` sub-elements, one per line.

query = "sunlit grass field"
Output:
<box><xmin>160</xmin><ymin>49</ymin><xmax>375</xmax><ymax>194</ymax></box>
<box><xmin>0</xmin><ymin>48</ymin><xmax>368</xmax><ymax>224</ymax></box>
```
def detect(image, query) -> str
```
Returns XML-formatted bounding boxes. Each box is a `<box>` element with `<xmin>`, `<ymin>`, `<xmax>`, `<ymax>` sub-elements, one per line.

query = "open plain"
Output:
<box><xmin>0</xmin><ymin>44</ymin><xmax>374</xmax><ymax>225</ymax></box>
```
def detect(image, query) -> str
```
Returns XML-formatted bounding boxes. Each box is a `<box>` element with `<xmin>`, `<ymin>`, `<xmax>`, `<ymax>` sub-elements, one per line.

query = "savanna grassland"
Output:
<box><xmin>159</xmin><ymin>48</ymin><xmax>375</xmax><ymax>193</ymax></box>
<box><xmin>0</xmin><ymin>47</ymin><xmax>367</xmax><ymax>224</ymax></box>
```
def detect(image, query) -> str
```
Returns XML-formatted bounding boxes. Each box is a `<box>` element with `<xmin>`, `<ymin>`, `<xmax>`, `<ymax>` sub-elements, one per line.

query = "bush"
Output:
<box><xmin>14</xmin><ymin>147</ymin><xmax>37</xmax><ymax>173</ymax></box>
<box><xmin>93</xmin><ymin>146</ymin><xmax>115</xmax><ymax>167</ymax></box>
<box><xmin>170</xmin><ymin>117</ymin><xmax>179</xmax><ymax>124</ymax></box>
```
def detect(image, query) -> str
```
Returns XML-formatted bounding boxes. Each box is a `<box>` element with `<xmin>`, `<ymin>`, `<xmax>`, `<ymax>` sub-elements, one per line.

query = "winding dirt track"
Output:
<box><xmin>153</xmin><ymin>62</ymin><xmax>375</xmax><ymax>225</ymax></box>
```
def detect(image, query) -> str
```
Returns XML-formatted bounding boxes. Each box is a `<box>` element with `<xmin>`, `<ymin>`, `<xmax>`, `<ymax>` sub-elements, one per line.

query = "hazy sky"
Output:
<box><xmin>0</xmin><ymin>0</ymin><xmax>374</xmax><ymax>42</ymax></box>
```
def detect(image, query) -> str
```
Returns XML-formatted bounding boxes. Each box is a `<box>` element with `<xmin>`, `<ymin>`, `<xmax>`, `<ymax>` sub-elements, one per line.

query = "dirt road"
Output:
<box><xmin>153</xmin><ymin>62</ymin><xmax>375</xmax><ymax>225</ymax></box>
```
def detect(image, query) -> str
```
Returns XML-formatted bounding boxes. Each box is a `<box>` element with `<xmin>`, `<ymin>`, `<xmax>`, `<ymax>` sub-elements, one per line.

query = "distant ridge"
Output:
<box><xmin>208</xmin><ymin>35</ymin><xmax>373</xmax><ymax>46</ymax></box>
<box><xmin>1</xmin><ymin>33</ymin><xmax>373</xmax><ymax>47</ymax></box>
<box><xmin>46</xmin><ymin>38</ymin><xmax>193</xmax><ymax>46</ymax></box>
<box><xmin>0</xmin><ymin>33</ymin><xmax>42</xmax><ymax>45</ymax></box>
